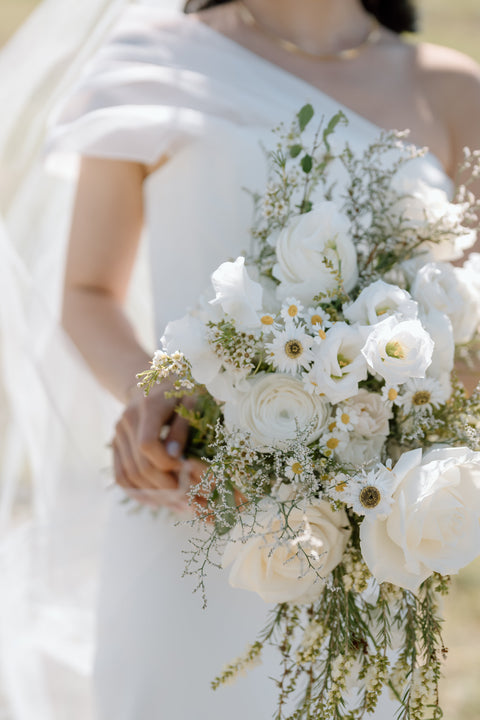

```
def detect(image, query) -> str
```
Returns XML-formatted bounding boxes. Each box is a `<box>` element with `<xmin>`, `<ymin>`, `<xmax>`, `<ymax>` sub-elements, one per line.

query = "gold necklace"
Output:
<box><xmin>236</xmin><ymin>2</ymin><xmax>382</xmax><ymax>61</ymax></box>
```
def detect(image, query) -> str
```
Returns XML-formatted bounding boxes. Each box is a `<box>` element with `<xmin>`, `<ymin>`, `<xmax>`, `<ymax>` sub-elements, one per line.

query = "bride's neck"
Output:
<box><xmin>238</xmin><ymin>0</ymin><xmax>374</xmax><ymax>56</ymax></box>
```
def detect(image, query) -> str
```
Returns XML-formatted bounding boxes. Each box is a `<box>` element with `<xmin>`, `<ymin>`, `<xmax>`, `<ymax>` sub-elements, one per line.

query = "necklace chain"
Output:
<box><xmin>236</xmin><ymin>2</ymin><xmax>382</xmax><ymax>61</ymax></box>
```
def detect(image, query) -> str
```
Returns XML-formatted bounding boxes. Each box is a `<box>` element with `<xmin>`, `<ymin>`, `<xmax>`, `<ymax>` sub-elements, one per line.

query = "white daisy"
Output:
<box><xmin>280</xmin><ymin>297</ymin><xmax>304</xmax><ymax>323</ymax></box>
<box><xmin>305</xmin><ymin>306</ymin><xmax>333</xmax><ymax>339</ymax></box>
<box><xmin>259</xmin><ymin>313</ymin><xmax>278</xmax><ymax>333</ymax></box>
<box><xmin>343</xmin><ymin>465</ymin><xmax>396</xmax><ymax>518</ymax></box>
<box><xmin>381</xmin><ymin>384</ymin><xmax>401</xmax><ymax>407</ymax></box>
<box><xmin>285</xmin><ymin>459</ymin><xmax>306</xmax><ymax>481</ymax></box>
<box><xmin>334</xmin><ymin>406</ymin><xmax>359</xmax><ymax>433</ymax></box>
<box><xmin>328</xmin><ymin>472</ymin><xmax>350</xmax><ymax>501</ymax></box>
<box><xmin>266</xmin><ymin>325</ymin><xmax>314</xmax><ymax>374</ymax></box>
<box><xmin>319</xmin><ymin>428</ymin><xmax>349</xmax><ymax>457</ymax></box>
<box><xmin>398</xmin><ymin>377</ymin><xmax>447</xmax><ymax>414</ymax></box>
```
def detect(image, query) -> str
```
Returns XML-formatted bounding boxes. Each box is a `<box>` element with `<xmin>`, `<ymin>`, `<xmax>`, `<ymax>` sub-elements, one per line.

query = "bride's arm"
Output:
<box><xmin>418</xmin><ymin>45</ymin><xmax>480</xmax><ymax>394</ymax></box>
<box><xmin>63</xmin><ymin>156</ymin><xmax>190</xmax><ymax>502</ymax></box>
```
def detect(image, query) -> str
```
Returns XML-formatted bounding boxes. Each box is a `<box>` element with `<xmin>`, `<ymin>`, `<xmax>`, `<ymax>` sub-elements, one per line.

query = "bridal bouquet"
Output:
<box><xmin>139</xmin><ymin>106</ymin><xmax>480</xmax><ymax>719</ymax></box>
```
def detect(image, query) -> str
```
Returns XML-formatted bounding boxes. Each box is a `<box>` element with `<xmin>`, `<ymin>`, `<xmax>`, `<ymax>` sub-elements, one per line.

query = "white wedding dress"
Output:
<box><xmin>1</xmin><ymin>4</ymin><xmax>453</xmax><ymax>719</ymax></box>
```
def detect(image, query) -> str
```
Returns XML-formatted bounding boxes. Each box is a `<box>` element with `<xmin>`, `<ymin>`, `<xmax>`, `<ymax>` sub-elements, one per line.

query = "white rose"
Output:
<box><xmin>412</xmin><ymin>262</ymin><xmax>480</xmax><ymax>344</ymax></box>
<box><xmin>307</xmin><ymin>323</ymin><xmax>368</xmax><ymax>404</ymax></box>
<box><xmin>419</xmin><ymin>309</ymin><xmax>454</xmax><ymax>380</ymax></box>
<box><xmin>223</xmin><ymin>372</ymin><xmax>330</xmax><ymax>450</ymax></box>
<box><xmin>391</xmin><ymin>179</ymin><xmax>476</xmax><ymax>261</ymax></box>
<box><xmin>162</xmin><ymin>314</ymin><xmax>221</xmax><ymax>385</ymax></box>
<box><xmin>209</xmin><ymin>256</ymin><xmax>263</xmax><ymax>330</ymax></box>
<box><xmin>343</xmin><ymin>280</ymin><xmax>417</xmax><ymax>326</ymax></box>
<box><xmin>272</xmin><ymin>203</ymin><xmax>358</xmax><ymax>304</ymax></box>
<box><xmin>360</xmin><ymin>447</ymin><xmax>480</xmax><ymax>591</ymax></box>
<box><xmin>338</xmin><ymin>433</ymin><xmax>386</xmax><ymax>465</ymax></box>
<box><xmin>462</xmin><ymin>252</ymin><xmax>480</xmax><ymax>296</ymax></box>
<box><xmin>344</xmin><ymin>389</ymin><xmax>392</xmax><ymax>436</ymax></box>
<box><xmin>223</xmin><ymin>500</ymin><xmax>350</xmax><ymax>604</ymax></box>
<box><xmin>361</xmin><ymin>316</ymin><xmax>434</xmax><ymax>386</ymax></box>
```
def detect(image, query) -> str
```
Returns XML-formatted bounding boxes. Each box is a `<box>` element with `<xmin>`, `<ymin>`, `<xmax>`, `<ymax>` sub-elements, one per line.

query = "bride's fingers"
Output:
<box><xmin>114</xmin><ymin>425</ymin><xmax>178</xmax><ymax>492</ymax></box>
<box><xmin>136</xmin><ymin>397</ymin><xmax>182</xmax><ymax>472</ymax></box>
<box><xmin>164</xmin><ymin>396</ymin><xmax>195</xmax><ymax>459</ymax></box>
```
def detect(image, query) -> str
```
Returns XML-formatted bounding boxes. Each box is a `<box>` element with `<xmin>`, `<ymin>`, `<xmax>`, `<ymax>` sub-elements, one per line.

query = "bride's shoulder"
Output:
<box><xmin>413</xmin><ymin>41</ymin><xmax>480</xmax><ymax>109</ymax></box>
<box><xmin>414</xmin><ymin>41</ymin><xmax>480</xmax><ymax>157</ymax></box>
<box><xmin>415</xmin><ymin>40</ymin><xmax>480</xmax><ymax>83</ymax></box>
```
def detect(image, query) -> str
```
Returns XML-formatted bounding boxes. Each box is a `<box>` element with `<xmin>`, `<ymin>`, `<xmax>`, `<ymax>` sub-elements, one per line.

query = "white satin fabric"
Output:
<box><xmin>1</xmin><ymin>3</ymin><xmax>453</xmax><ymax>719</ymax></box>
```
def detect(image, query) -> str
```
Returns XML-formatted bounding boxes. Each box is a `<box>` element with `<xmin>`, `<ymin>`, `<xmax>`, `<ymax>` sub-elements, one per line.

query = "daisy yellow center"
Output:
<box><xmin>291</xmin><ymin>462</ymin><xmax>303</xmax><ymax>474</ymax></box>
<box><xmin>318</xmin><ymin>329</ymin><xmax>327</xmax><ymax>340</ymax></box>
<box><xmin>388</xmin><ymin>387</ymin><xmax>398</xmax><ymax>401</ymax></box>
<box><xmin>335</xmin><ymin>480</ymin><xmax>347</xmax><ymax>492</ymax></box>
<box><xmin>385</xmin><ymin>341</ymin><xmax>406</xmax><ymax>360</ymax></box>
<box><xmin>328</xmin><ymin>421</ymin><xmax>337</xmax><ymax>432</ymax></box>
<box><xmin>326</xmin><ymin>438</ymin><xmax>339</xmax><ymax>450</ymax></box>
<box><xmin>341</xmin><ymin>413</ymin><xmax>350</xmax><ymax>425</ymax></box>
<box><xmin>412</xmin><ymin>390</ymin><xmax>431</xmax><ymax>406</ymax></box>
<box><xmin>311</xmin><ymin>314</ymin><xmax>323</xmax><ymax>326</ymax></box>
<box><xmin>285</xmin><ymin>339</ymin><xmax>303</xmax><ymax>359</ymax></box>
<box><xmin>261</xmin><ymin>315</ymin><xmax>274</xmax><ymax>325</ymax></box>
<box><xmin>288</xmin><ymin>305</ymin><xmax>298</xmax><ymax>317</ymax></box>
<box><xmin>359</xmin><ymin>486</ymin><xmax>381</xmax><ymax>509</ymax></box>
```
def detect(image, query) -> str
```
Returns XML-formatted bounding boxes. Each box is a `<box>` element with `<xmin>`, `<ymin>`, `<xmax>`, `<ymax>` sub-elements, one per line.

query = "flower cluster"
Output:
<box><xmin>140</xmin><ymin>106</ymin><xmax>480</xmax><ymax>720</ymax></box>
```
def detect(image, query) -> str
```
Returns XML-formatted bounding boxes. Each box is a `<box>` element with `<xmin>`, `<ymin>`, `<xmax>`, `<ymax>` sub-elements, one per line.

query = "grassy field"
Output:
<box><xmin>1</xmin><ymin>1</ymin><xmax>480</xmax><ymax>719</ymax></box>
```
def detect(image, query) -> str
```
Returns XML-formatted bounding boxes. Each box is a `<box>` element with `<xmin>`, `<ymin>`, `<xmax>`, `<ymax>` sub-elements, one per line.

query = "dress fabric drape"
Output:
<box><xmin>1</xmin><ymin>3</ymin><xmax>453</xmax><ymax>718</ymax></box>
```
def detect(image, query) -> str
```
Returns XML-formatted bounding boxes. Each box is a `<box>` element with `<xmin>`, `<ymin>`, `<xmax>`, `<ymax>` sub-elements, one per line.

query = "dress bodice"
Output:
<box><xmin>45</xmin><ymin>4</ymin><xmax>453</xmax><ymax>341</ymax></box>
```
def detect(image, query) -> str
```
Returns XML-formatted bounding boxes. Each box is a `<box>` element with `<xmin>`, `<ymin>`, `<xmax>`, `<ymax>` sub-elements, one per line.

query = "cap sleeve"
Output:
<box><xmin>44</xmin><ymin>6</ymin><xmax>260</xmax><ymax>176</ymax></box>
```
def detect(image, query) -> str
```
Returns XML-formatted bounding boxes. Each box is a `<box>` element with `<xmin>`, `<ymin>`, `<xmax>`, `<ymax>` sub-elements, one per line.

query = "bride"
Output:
<box><xmin>2</xmin><ymin>0</ymin><xmax>480</xmax><ymax>717</ymax></box>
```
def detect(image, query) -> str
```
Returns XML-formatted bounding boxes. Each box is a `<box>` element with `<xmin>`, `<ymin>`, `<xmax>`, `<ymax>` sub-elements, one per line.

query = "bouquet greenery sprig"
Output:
<box><xmin>139</xmin><ymin>105</ymin><xmax>480</xmax><ymax>719</ymax></box>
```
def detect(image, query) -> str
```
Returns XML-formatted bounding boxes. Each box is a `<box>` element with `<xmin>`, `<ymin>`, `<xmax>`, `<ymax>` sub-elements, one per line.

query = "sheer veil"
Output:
<box><xmin>0</xmin><ymin>1</ymin><xmax>181</xmax><ymax>717</ymax></box>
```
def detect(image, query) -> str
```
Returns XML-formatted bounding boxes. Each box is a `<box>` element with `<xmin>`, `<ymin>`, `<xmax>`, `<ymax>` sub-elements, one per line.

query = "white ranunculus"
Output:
<box><xmin>272</xmin><ymin>203</ymin><xmax>358</xmax><ymax>304</ymax></box>
<box><xmin>223</xmin><ymin>373</ymin><xmax>330</xmax><ymax>450</ymax></box>
<box><xmin>343</xmin><ymin>280</ymin><xmax>417</xmax><ymax>326</ymax></box>
<box><xmin>412</xmin><ymin>261</ymin><xmax>480</xmax><ymax>344</ymax></box>
<box><xmin>223</xmin><ymin>500</ymin><xmax>350</xmax><ymax>604</ymax></box>
<box><xmin>209</xmin><ymin>256</ymin><xmax>263</xmax><ymax>330</ymax></box>
<box><xmin>162</xmin><ymin>314</ymin><xmax>222</xmax><ymax>385</ymax></box>
<box><xmin>419</xmin><ymin>309</ymin><xmax>454</xmax><ymax>380</ymax></box>
<box><xmin>361</xmin><ymin>316</ymin><xmax>434</xmax><ymax>386</ymax></box>
<box><xmin>344</xmin><ymin>389</ymin><xmax>392</xmax><ymax>436</ymax></box>
<box><xmin>307</xmin><ymin>323</ymin><xmax>368</xmax><ymax>404</ymax></box>
<box><xmin>360</xmin><ymin>447</ymin><xmax>480</xmax><ymax>591</ymax></box>
<box><xmin>391</xmin><ymin>178</ymin><xmax>476</xmax><ymax>261</ymax></box>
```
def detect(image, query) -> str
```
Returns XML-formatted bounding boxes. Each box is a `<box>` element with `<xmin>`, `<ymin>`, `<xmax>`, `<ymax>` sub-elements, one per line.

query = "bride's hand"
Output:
<box><xmin>112</xmin><ymin>382</ymin><xmax>193</xmax><ymax>509</ymax></box>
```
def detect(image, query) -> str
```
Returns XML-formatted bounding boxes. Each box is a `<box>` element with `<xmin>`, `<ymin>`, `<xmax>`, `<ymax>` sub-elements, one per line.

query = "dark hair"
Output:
<box><xmin>183</xmin><ymin>0</ymin><xmax>417</xmax><ymax>34</ymax></box>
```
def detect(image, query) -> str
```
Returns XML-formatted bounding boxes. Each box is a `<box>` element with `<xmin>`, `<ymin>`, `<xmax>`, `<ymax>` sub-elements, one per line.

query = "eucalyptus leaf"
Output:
<box><xmin>301</xmin><ymin>154</ymin><xmax>313</xmax><ymax>173</ymax></box>
<box><xmin>297</xmin><ymin>103</ymin><xmax>314</xmax><ymax>132</ymax></box>
<box><xmin>289</xmin><ymin>143</ymin><xmax>303</xmax><ymax>158</ymax></box>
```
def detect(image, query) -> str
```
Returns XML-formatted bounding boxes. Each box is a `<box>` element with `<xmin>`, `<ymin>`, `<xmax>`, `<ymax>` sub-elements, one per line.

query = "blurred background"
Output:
<box><xmin>0</xmin><ymin>0</ymin><xmax>480</xmax><ymax>719</ymax></box>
